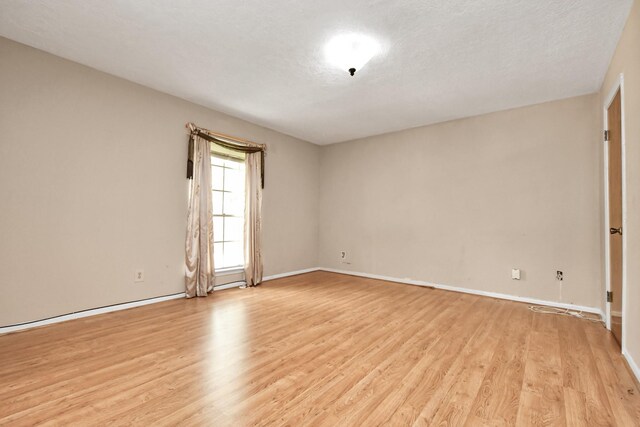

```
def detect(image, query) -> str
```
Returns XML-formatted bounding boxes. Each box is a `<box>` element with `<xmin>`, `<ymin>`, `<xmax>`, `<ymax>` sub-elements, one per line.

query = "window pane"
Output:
<box><xmin>225</xmin><ymin>216</ymin><xmax>244</xmax><ymax>242</ymax></box>
<box><xmin>209</xmin><ymin>155</ymin><xmax>246</xmax><ymax>271</ymax></box>
<box><xmin>212</xmin><ymin>191</ymin><xmax>223</xmax><ymax>215</ymax></box>
<box><xmin>225</xmin><ymin>168</ymin><xmax>244</xmax><ymax>193</ymax></box>
<box><xmin>224</xmin><ymin>191</ymin><xmax>244</xmax><ymax>217</ymax></box>
<box><xmin>214</xmin><ymin>242</ymin><xmax>223</xmax><ymax>268</ymax></box>
<box><xmin>212</xmin><ymin>156</ymin><xmax>224</xmax><ymax>166</ymax></box>
<box><xmin>224</xmin><ymin>241</ymin><xmax>243</xmax><ymax>268</ymax></box>
<box><xmin>224</xmin><ymin>158</ymin><xmax>242</xmax><ymax>169</ymax></box>
<box><xmin>213</xmin><ymin>216</ymin><xmax>224</xmax><ymax>242</ymax></box>
<box><xmin>212</xmin><ymin>166</ymin><xmax>224</xmax><ymax>191</ymax></box>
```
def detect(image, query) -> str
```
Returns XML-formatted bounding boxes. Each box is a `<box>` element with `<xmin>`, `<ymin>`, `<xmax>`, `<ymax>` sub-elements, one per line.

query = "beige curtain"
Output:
<box><xmin>244</xmin><ymin>152</ymin><xmax>263</xmax><ymax>287</ymax></box>
<box><xmin>185</xmin><ymin>135</ymin><xmax>215</xmax><ymax>297</ymax></box>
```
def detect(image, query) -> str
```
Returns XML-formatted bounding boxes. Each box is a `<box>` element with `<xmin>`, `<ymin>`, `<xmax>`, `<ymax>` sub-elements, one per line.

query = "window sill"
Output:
<box><xmin>216</xmin><ymin>267</ymin><xmax>244</xmax><ymax>276</ymax></box>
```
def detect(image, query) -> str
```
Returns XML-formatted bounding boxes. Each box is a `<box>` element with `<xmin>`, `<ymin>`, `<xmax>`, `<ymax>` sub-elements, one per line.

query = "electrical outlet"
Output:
<box><xmin>511</xmin><ymin>268</ymin><xmax>521</xmax><ymax>280</ymax></box>
<box><xmin>135</xmin><ymin>269</ymin><xmax>145</xmax><ymax>283</ymax></box>
<box><xmin>340</xmin><ymin>251</ymin><xmax>347</xmax><ymax>260</ymax></box>
<box><xmin>556</xmin><ymin>270</ymin><xmax>563</xmax><ymax>281</ymax></box>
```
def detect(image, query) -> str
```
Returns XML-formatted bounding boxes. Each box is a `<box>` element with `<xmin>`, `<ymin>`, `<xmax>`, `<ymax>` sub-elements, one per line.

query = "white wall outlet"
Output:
<box><xmin>135</xmin><ymin>269</ymin><xmax>145</xmax><ymax>283</ymax></box>
<box><xmin>340</xmin><ymin>251</ymin><xmax>351</xmax><ymax>264</ymax></box>
<box><xmin>511</xmin><ymin>268</ymin><xmax>521</xmax><ymax>280</ymax></box>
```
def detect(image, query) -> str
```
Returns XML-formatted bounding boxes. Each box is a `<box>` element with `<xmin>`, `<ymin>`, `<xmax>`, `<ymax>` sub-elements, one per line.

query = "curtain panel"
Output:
<box><xmin>244</xmin><ymin>152</ymin><xmax>264</xmax><ymax>287</ymax></box>
<box><xmin>185</xmin><ymin>134</ymin><xmax>215</xmax><ymax>297</ymax></box>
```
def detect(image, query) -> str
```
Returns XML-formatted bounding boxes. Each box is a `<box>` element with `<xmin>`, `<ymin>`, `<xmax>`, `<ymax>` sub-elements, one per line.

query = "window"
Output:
<box><xmin>212</xmin><ymin>150</ymin><xmax>246</xmax><ymax>271</ymax></box>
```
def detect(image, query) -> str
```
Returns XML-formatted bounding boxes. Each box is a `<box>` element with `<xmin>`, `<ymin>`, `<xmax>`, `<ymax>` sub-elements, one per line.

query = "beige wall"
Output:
<box><xmin>319</xmin><ymin>95</ymin><xmax>602</xmax><ymax>309</ymax></box>
<box><xmin>600</xmin><ymin>0</ymin><xmax>640</xmax><ymax>367</ymax></box>
<box><xmin>0</xmin><ymin>37</ymin><xmax>320</xmax><ymax>326</ymax></box>
<box><xmin>2</xmin><ymin>9</ymin><xmax>634</xmax><ymax>347</ymax></box>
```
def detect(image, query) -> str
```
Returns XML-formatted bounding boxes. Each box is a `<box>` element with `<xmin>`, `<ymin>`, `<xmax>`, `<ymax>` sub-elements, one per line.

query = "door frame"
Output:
<box><xmin>603</xmin><ymin>73</ymin><xmax>627</xmax><ymax>349</ymax></box>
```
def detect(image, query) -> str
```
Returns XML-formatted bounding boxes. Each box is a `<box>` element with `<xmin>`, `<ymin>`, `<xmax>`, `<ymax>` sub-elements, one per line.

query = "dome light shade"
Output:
<box><xmin>324</xmin><ymin>33</ymin><xmax>380</xmax><ymax>76</ymax></box>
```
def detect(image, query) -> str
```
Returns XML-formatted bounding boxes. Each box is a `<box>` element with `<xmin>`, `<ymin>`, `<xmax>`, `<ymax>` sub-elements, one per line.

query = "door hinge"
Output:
<box><xmin>605</xmin><ymin>130</ymin><xmax>610</xmax><ymax>142</ymax></box>
<box><xmin>607</xmin><ymin>291</ymin><xmax>613</xmax><ymax>303</ymax></box>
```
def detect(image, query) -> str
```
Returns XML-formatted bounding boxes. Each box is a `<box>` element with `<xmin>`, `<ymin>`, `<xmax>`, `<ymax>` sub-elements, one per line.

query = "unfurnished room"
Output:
<box><xmin>1</xmin><ymin>1</ymin><xmax>640</xmax><ymax>425</ymax></box>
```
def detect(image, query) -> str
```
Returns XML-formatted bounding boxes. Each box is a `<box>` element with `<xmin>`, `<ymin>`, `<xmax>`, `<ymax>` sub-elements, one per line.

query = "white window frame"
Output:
<box><xmin>211</xmin><ymin>152</ymin><xmax>245</xmax><ymax>273</ymax></box>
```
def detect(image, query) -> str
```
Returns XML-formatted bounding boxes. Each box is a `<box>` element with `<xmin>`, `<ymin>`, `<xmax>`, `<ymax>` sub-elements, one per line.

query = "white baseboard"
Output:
<box><xmin>263</xmin><ymin>267</ymin><xmax>321</xmax><ymax>281</ymax></box>
<box><xmin>0</xmin><ymin>265</ymin><xmax>605</xmax><ymax>335</ymax></box>
<box><xmin>0</xmin><ymin>268</ymin><xmax>322</xmax><ymax>335</ymax></box>
<box><xmin>0</xmin><ymin>292</ymin><xmax>185</xmax><ymax>335</ymax></box>
<box><xmin>623</xmin><ymin>347</ymin><xmax>640</xmax><ymax>385</ymax></box>
<box><xmin>320</xmin><ymin>267</ymin><xmax>604</xmax><ymax>317</ymax></box>
<box><xmin>214</xmin><ymin>281</ymin><xmax>245</xmax><ymax>291</ymax></box>
<box><xmin>214</xmin><ymin>267</ymin><xmax>321</xmax><ymax>290</ymax></box>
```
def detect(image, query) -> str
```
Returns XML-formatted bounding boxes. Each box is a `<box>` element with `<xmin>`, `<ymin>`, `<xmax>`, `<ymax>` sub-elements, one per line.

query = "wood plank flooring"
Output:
<box><xmin>1</xmin><ymin>271</ymin><xmax>638</xmax><ymax>426</ymax></box>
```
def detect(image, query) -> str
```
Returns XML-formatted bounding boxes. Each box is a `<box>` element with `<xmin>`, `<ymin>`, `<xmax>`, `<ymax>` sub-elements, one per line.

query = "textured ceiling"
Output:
<box><xmin>0</xmin><ymin>0</ymin><xmax>633</xmax><ymax>144</ymax></box>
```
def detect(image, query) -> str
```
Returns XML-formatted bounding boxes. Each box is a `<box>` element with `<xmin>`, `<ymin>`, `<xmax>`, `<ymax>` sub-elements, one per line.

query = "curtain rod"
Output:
<box><xmin>185</xmin><ymin>122</ymin><xmax>266</xmax><ymax>149</ymax></box>
<box><xmin>186</xmin><ymin>122</ymin><xmax>266</xmax><ymax>188</ymax></box>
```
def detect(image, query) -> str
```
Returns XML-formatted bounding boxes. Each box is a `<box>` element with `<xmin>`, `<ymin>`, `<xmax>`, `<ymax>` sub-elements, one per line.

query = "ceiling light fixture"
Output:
<box><xmin>324</xmin><ymin>33</ymin><xmax>380</xmax><ymax>76</ymax></box>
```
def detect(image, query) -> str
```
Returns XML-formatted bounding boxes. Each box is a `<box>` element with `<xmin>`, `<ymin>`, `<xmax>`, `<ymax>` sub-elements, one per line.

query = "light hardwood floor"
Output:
<box><xmin>1</xmin><ymin>271</ymin><xmax>639</xmax><ymax>426</ymax></box>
